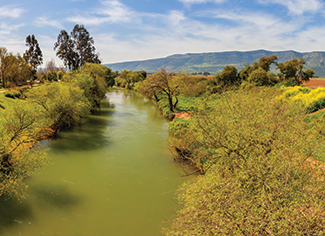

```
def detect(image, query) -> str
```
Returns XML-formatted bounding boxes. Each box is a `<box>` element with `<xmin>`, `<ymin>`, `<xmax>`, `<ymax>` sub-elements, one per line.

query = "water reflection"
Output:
<box><xmin>0</xmin><ymin>196</ymin><xmax>33</xmax><ymax>231</ymax></box>
<box><xmin>30</xmin><ymin>184</ymin><xmax>81</xmax><ymax>208</ymax></box>
<box><xmin>48</xmin><ymin>98</ymin><xmax>116</xmax><ymax>152</ymax></box>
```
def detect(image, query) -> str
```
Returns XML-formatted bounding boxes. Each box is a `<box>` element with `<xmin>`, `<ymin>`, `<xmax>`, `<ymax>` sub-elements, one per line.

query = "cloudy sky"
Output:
<box><xmin>1</xmin><ymin>0</ymin><xmax>324</xmax><ymax>66</ymax></box>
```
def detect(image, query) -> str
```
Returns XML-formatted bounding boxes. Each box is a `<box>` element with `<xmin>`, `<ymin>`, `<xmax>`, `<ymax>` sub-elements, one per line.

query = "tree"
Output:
<box><xmin>54</xmin><ymin>24</ymin><xmax>101</xmax><ymax>70</ymax></box>
<box><xmin>247</xmin><ymin>67</ymin><xmax>278</xmax><ymax>86</ymax></box>
<box><xmin>139</xmin><ymin>69</ymin><xmax>180</xmax><ymax>112</ymax></box>
<box><xmin>238</xmin><ymin>63</ymin><xmax>253</xmax><ymax>81</ymax></box>
<box><xmin>63</xmin><ymin>63</ymin><xmax>108</xmax><ymax>109</ymax></box>
<box><xmin>276</xmin><ymin>57</ymin><xmax>314</xmax><ymax>84</ymax></box>
<box><xmin>208</xmin><ymin>65</ymin><xmax>239</xmax><ymax>93</ymax></box>
<box><xmin>105</xmin><ymin>67</ymin><xmax>119</xmax><ymax>87</ymax></box>
<box><xmin>23</xmin><ymin>35</ymin><xmax>43</xmax><ymax>70</ymax></box>
<box><xmin>252</xmin><ymin>54</ymin><xmax>278</xmax><ymax>72</ymax></box>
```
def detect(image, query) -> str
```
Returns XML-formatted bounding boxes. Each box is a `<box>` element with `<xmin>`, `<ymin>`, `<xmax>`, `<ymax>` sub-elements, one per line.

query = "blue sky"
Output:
<box><xmin>1</xmin><ymin>0</ymin><xmax>324</xmax><ymax>66</ymax></box>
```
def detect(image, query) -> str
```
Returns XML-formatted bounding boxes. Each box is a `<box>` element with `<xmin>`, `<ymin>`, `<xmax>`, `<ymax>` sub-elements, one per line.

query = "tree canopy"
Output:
<box><xmin>54</xmin><ymin>24</ymin><xmax>101</xmax><ymax>70</ymax></box>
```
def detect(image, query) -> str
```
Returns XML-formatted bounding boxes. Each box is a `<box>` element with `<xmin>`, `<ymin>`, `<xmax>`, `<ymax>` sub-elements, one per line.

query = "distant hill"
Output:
<box><xmin>105</xmin><ymin>49</ymin><xmax>325</xmax><ymax>77</ymax></box>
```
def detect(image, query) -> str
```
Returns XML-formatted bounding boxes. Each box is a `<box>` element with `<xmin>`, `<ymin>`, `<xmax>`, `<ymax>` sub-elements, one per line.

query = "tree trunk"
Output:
<box><xmin>168</xmin><ymin>95</ymin><xmax>174</xmax><ymax>112</ymax></box>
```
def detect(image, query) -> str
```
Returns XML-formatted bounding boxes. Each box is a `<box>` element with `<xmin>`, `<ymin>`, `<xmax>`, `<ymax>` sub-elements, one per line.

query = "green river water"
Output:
<box><xmin>0</xmin><ymin>89</ymin><xmax>186</xmax><ymax>236</ymax></box>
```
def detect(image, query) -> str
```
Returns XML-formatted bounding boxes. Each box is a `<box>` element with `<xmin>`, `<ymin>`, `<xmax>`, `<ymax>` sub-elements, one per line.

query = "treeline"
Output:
<box><xmin>0</xmin><ymin>63</ymin><xmax>116</xmax><ymax>199</ymax></box>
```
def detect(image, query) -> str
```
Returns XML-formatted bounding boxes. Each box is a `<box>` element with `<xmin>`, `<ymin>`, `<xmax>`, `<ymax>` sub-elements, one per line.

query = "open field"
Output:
<box><xmin>304</xmin><ymin>78</ymin><xmax>325</xmax><ymax>88</ymax></box>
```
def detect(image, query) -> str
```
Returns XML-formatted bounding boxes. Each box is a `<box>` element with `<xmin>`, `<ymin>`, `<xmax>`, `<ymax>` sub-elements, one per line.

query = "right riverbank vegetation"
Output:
<box><xmin>3</xmin><ymin>27</ymin><xmax>325</xmax><ymax>234</ymax></box>
<box><xmin>117</xmin><ymin>54</ymin><xmax>325</xmax><ymax>234</ymax></box>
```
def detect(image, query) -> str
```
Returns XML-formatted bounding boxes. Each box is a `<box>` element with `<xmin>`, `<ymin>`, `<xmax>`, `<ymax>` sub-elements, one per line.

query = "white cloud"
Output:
<box><xmin>96</xmin><ymin>7</ymin><xmax>316</xmax><ymax>64</ymax></box>
<box><xmin>0</xmin><ymin>22</ymin><xmax>24</xmax><ymax>35</ymax></box>
<box><xmin>0</xmin><ymin>6</ymin><xmax>25</xmax><ymax>18</ymax></box>
<box><xmin>35</xmin><ymin>17</ymin><xmax>64</xmax><ymax>29</ymax></box>
<box><xmin>258</xmin><ymin>0</ymin><xmax>323</xmax><ymax>14</ymax></box>
<box><xmin>38</xmin><ymin>35</ymin><xmax>63</xmax><ymax>67</ymax></box>
<box><xmin>179</xmin><ymin>0</ymin><xmax>226</xmax><ymax>4</ymax></box>
<box><xmin>67</xmin><ymin>0</ymin><xmax>136</xmax><ymax>25</ymax></box>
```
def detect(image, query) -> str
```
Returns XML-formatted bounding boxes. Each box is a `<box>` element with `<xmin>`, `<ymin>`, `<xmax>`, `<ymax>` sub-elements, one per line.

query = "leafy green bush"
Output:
<box><xmin>164</xmin><ymin>88</ymin><xmax>325</xmax><ymax>235</ymax></box>
<box><xmin>169</xmin><ymin>118</ymin><xmax>191</xmax><ymax>138</ymax></box>
<box><xmin>0</xmin><ymin>102</ymin><xmax>49</xmax><ymax>199</ymax></box>
<box><xmin>25</xmin><ymin>82</ymin><xmax>91</xmax><ymax>132</ymax></box>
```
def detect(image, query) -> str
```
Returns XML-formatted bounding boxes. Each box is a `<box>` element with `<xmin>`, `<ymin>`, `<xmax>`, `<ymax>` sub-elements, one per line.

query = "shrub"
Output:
<box><xmin>164</xmin><ymin>88</ymin><xmax>325</xmax><ymax>235</ymax></box>
<box><xmin>169</xmin><ymin>118</ymin><xmax>191</xmax><ymax>138</ymax></box>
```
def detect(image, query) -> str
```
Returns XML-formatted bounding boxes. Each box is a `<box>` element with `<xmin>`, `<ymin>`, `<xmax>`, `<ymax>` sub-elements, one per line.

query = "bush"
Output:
<box><xmin>0</xmin><ymin>102</ymin><xmax>49</xmax><ymax>199</ymax></box>
<box><xmin>164</xmin><ymin>88</ymin><xmax>325</xmax><ymax>235</ymax></box>
<box><xmin>169</xmin><ymin>118</ymin><xmax>191</xmax><ymax>138</ymax></box>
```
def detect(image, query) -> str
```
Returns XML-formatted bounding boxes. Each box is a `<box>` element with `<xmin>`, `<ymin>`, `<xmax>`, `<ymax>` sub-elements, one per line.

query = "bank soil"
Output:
<box><xmin>174</xmin><ymin>111</ymin><xmax>191</xmax><ymax>120</ymax></box>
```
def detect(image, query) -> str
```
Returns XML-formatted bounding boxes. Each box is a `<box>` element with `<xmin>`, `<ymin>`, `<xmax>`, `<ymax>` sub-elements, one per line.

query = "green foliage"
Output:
<box><xmin>164</xmin><ymin>88</ymin><xmax>325</xmax><ymax>235</ymax></box>
<box><xmin>0</xmin><ymin>49</ymin><xmax>34</xmax><ymax>88</ymax></box>
<box><xmin>42</xmin><ymin>71</ymin><xmax>57</xmax><ymax>82</ymax></box>
<box><xmin>64</xmin><ymin>63</ymin><xmax>108</xmax><ymax>108</ymax></box>
<box><xmin>57</xmin><ymin>70</ymin><xmax>63</xmax><ymax>81</ymax></box>
<box><xmin>169</xmin><ymin>118</ymin><xmax>191</xmax><ymax>138</ymax></box>
<box><xmin>176</xmin><ymin>74</ymin><xmax>207</xmax><ymax>97</ymax></box>
<box><xmin>104</xmin><ymin>67</ymin><xmax>118</xmax><ymax>87</ymax></box>
<box><xmin>25</xmin><ymin>82</ymin><xmax>91</xmax><ymax>132</ymax></box>
<box><xmin>116</xmin><ymin>70</ymin><xmax>146</xmax><ymax>89</ymax></box>
<box><xmin>214</xmin><ymin>65</ymin><xmax>239</xmax><ymax>87</ymax></box>
<box><xmin>247</xmin><ymin>67</ymin><xmax>278</xmax><ymax>87</ymax></box>
<box><xmin>276</xmin><ymin>57</ymin><xmax>315</xmax><ymax>84</ymax></box>
<box><xmin>0</xmin><ymin>102</ymin><xmax>49</xmax><ymax>199</ymax></box>
<box><xmin>137</xmin><ymin>69</ymin><xmax>180</xmax><ymax>112</ymax></box>
<box><xmin>252</xmin><ymin>54</ymin><xmax>278</xmax><ymax>72</ymax></box>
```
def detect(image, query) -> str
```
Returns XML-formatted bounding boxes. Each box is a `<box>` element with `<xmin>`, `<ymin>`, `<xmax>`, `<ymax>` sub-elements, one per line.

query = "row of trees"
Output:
<box><xmin>209</xmin><ymin>54</ymin><xmax>315</xmax><ymax>93</ymax></box>
<box><xmin>0</xmin><ymin>24</ymin><xmax>102</xmax><ymax>88</ymax></box>
<box><xmin>0</xmin><ymin>47</ymin><xmax>34</xmax><ymax>88</ymax></box>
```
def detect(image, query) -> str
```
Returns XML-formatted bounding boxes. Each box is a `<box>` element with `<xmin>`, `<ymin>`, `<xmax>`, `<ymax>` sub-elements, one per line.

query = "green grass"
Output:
<box><xmin>0</xmin><ymin>95</ymin><xmax>20</xmax><ymax>124</ymax></box>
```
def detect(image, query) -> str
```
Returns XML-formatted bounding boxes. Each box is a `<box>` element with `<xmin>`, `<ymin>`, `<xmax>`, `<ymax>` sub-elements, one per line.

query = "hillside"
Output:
<box><xmin>105</xmin><ymin>49</ymin><xmax>325</xmax><ymax>77</ymax></box>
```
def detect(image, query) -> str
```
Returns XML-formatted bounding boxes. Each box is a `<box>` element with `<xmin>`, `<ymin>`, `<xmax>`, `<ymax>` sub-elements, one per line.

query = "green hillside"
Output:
<box><xmin>105</xmin><ymin>49</ymin><xmax>325</xmax><ymax>77</ymax></box>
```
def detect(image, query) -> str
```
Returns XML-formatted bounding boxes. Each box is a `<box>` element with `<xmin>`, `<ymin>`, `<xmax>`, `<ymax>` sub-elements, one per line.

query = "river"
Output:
<box><xmin>0</xmin><ymin>89</ymin><xmax>185</xmax><ymax>236</ymax></box>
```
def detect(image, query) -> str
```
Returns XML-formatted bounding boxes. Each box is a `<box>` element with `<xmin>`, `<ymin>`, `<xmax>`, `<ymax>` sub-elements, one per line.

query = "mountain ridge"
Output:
<box><xmin>105</xmin><ymin>50</ymin><xmax>325</xmax><ymax>77</ymax></box>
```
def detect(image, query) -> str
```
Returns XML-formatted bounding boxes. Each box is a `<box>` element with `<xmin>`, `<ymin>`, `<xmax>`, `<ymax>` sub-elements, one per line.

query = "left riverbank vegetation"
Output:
<box><xmin>118</xmin><ymin>55</ymin><xmax>325</xmax><ymax>234</ymax></box>
<box><xmin>0</xmin><ymin>26</ymin><xmax>119</xmax><ymax>200</ymax></box>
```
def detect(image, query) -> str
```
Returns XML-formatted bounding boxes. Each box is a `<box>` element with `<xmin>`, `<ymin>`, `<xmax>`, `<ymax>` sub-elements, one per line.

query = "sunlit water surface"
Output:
<box><xmin>0</xmin><ymin>89</ymin><xmax>185</xmax><ymax>236</ymax></box>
